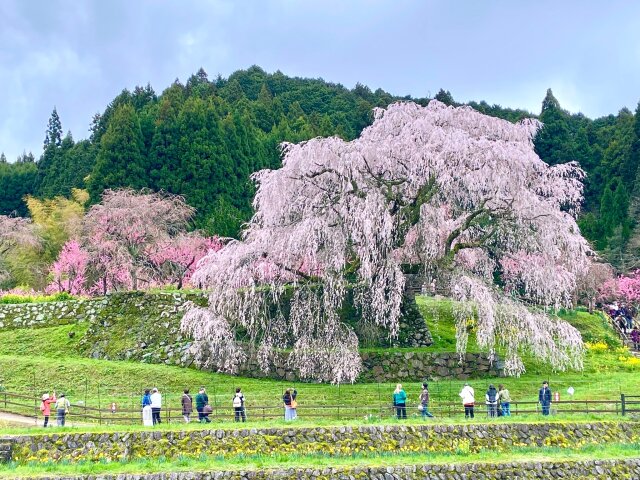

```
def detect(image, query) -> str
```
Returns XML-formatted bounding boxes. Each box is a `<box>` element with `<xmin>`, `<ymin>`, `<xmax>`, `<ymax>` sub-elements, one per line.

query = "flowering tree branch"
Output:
<box><xmin>186</xmin><ymin>100</ymin><xmax>592</xmax><ymax>382</ymax></box>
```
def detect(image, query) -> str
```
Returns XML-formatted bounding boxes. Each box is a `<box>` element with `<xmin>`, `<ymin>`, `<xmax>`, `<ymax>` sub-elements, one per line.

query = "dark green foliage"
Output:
<box><xmin>434</xmin><ymin>88</ymin><xmax>456</xmax><ymax>105</ymax></box>
<box><xmin>0</xmin><ymin>158</ymin><xmax>37</xmax><ymax>216</ymax></box>
<box><xmin>88</xmin><ymin>103</ymin><xmax>147</xmax><ymax>201</ymax></box>
<box><xmin>43</xmin><ymin>107</ymin><xmax>62</xmax><ymax>148</ymax></box>
<box><xmin>4</xmin><ymin>67</ymin><xmax>640</xmax><ymax>269</ymax></box>
<box><xmin>534</xmin><ymin>89</ymin><xmax>575</xmax><ymax>165</ymax></box>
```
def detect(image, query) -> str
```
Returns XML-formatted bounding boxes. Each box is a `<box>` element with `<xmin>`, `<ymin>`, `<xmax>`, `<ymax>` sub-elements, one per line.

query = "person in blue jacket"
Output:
<box><xmin>393</xmin><ymin>384</ymin><xmax>407</xmax><ymax>419</ymax></box>
<box><xmin>538</xmin><ymin>381</ymin><xmax>552</xmax><ymax>416</ymax></box>
<box><xmin>141</xmin><ymin>389</ymin><xmax>152</xmax><ymax>408</ymax></box>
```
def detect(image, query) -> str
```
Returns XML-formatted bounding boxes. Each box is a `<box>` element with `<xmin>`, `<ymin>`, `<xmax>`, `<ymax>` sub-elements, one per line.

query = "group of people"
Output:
<box><xmin>459</xmin><ymin>381</ymin><xmax>553</xmax><ymax>418</ymax></box>
<box><xmin>392</xmin><ymin>383</ymin><xmax>435</xmax><ymax>419</ymax></box>
<box><xmin>39</xmin><ymin>391</ymin><xmax>71</xmax><ymax>427</ymax></box>
<box><xmin>142</xmin><ymin>387</ymin><xmax>226</xmax><ymax>425</ymax></box>
<box><xmin>391</xmin><ymin>382</ymin><xmax>514</xmax><ymax>420</ymax></box>
<box><xmin>142</xmin><ymin>386</ymin><xmax>295</xmax><ymax>424</ymax></box>
<box><xmin>39</xmin><ymin>380</ymin><xmax>559</xmax><ymax>427</ymax></box>
<box><xmin>605</xmin><ymin>302</ymin><xmax>640</xmax><ymax>350</ymax></box>
<box><xmin>459</xmin><ymin>383</ymin><xmax>512</xmax><ymax>418</ymax></box>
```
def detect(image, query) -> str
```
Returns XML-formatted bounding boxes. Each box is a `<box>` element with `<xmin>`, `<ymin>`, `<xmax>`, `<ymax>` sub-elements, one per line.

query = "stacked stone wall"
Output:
<box><xmin>12</xmin><ymin>459</ymin><xmax>640</xmax><ymax>480</ymax></box>
<box><xmin>3</xmin><ymin>421</ymin><xmax>638</xmax><ymax>464</ymax></box>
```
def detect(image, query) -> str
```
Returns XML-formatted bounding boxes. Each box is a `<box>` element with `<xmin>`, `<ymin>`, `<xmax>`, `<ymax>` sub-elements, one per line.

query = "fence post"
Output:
<box><xmin>621</xmin><ymin>394</ymin><xmax>626</xmax><ymax>416</ymax></box>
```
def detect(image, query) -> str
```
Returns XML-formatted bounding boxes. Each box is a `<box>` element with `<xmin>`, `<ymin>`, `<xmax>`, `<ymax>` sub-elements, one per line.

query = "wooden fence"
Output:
<box><xmin>1</xmin><ymin>391</ymin><xmax>637</xmax><ymax>426</ymax></box>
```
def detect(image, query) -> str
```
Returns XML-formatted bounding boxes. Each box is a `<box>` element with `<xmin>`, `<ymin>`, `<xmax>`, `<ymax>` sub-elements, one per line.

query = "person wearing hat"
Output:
<box><xmin>40</xmin><ymin>390</ymin><xmax>56</xmax><ymax>427</ymax></box>
<box><xmin>55</xmin><ymin>393</ymin><xmax>71</xmax><ymax>426</ymax></box>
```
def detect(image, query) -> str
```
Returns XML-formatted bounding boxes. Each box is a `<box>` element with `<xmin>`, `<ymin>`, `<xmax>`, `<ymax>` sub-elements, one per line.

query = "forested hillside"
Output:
<box><xmin>1</xmin><ymin>66</ymin><xmax>639</xmax><ymax>267</ymax></box>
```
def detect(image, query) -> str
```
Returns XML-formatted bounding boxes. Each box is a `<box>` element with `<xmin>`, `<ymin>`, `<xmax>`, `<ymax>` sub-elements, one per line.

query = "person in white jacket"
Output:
<box><xmin>150</xmin><ymin>388</ymin><xmax>162</xmax><ymax>425</ymax></box>
<box><xmin>459</xmin><ymin>383</ymin><xmax>475</xmax><ymax>419</ymax></box>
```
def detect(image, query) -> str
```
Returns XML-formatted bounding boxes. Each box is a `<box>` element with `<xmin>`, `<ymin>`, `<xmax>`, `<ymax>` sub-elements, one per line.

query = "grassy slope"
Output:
<box><xmin>0</xmin><ymin>296</ymin><xmax>637</xmax><ymax>415</ymax></box>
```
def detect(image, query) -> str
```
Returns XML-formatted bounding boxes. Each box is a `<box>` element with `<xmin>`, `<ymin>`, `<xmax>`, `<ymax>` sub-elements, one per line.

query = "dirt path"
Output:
<box><xmin>0</xmin><ymin>410</ymin><xmax>92</xmax><ymax>428</ymax></box>
<box><xmin>0</xmin><ymin>410</ymin><xmax>38</xmax><ymax>426</ymax></box>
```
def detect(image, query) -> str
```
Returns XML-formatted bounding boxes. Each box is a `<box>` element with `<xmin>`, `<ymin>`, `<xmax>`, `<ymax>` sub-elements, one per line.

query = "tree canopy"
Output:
<box><xmin>1</xmin><ymin>67</ymin><xmax>640</xmax><ymax>270</ymax></box>
<box><xmin>184</xmin><ymin>101</ymin><xmax>591</xmax><ymax>383</ymax></box>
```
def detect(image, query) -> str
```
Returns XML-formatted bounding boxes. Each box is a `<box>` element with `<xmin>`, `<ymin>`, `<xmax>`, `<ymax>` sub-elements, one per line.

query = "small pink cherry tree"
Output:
<box><xmin>185</xmin><ymin>100</ymin><xmax>591</xmax><ymax>382</ymax></box>
<box><xmin>46</xmin><ymin>240</ymin><xmax>89</xmax><ymax>294</ymax></box>
<box><xmin>600</xmin><ymin>270</ymin><xmax>640</xmax><ymax>304</ymax></box>
<box><xmin>148</xmin><ymin>234</ymin><xmax>223</xmax><ymax>289</ymax></box>
<box><xmin>575</xmin><ymin>261</ymin><xmax>614</xmax><ymax>312</ymax></box>
<box><xmin>83</xmin><ymin>189</ymin><xmax>195</xmax><ymax>291</ymax></box>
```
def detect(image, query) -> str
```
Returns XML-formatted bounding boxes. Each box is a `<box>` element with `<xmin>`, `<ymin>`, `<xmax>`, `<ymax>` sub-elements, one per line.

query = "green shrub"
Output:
<box><xmin>0</xmin><ymin>291</ymin><xmax>76</xmax><ymax>304</ymax></box>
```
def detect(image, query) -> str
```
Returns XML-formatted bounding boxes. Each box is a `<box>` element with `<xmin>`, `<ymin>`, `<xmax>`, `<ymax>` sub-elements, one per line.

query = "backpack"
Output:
<box><xmin>487</xmin><ymin>389</ymin><xmax>497</xmax><ymax>403</ymax></box>
<box><xmin>233</xmin><ymin>394</ymin><xmax>243</xmax><ymax>408</ymax></box>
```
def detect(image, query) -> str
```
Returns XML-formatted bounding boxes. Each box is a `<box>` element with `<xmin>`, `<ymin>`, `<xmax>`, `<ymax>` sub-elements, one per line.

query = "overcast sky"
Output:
<box><xmin>1</xmin><ymin>0</ymin><xmax>639</xmax><ymax>160</ymax></box>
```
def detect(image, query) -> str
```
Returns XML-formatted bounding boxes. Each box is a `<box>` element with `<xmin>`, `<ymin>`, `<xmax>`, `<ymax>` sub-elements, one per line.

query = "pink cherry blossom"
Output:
<box><xmin>186</xmin><ymin>100</ymin><xmax>592</xmax><ymax>382</ymax></box>
<box><xmin>46</xmin><ymin>240</ymin><xmax>88</xmax><ymax>294</ymax></box>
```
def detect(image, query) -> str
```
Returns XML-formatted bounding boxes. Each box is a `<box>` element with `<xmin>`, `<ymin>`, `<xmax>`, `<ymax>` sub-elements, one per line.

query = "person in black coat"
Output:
<box><xmin>538</xmin><ymin>381</ymin><xmax>552</xmax><ymax>416</ymax></box>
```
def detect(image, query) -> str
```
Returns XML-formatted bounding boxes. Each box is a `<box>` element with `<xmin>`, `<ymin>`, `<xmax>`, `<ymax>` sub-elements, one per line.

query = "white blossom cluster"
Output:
<box><xmin>183</xmin><ymin>100</ymin><xmax>591</xmax><ymax>382</ymax></box>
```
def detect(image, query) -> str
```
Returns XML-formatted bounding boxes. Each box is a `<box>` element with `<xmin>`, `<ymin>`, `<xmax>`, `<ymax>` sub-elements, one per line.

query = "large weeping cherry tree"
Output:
<box><xmin>183</xmin><ymin>100</ymin><xmax>591</xmax><ymax>383</ymax></box>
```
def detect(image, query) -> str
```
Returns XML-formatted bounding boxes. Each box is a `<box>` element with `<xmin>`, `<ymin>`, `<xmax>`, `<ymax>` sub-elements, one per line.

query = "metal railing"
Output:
<box><xmin>1</xmin><ymin>391</ymin><xmax>636</xmax><ymax>426</ymax></box>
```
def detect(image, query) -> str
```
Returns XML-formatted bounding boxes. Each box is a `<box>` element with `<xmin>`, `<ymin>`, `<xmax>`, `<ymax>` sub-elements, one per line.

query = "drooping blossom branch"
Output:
<box><xmin>186</xmin><ymin>100</ymin><xmax>592</xmax><ymax>382</ymax></box>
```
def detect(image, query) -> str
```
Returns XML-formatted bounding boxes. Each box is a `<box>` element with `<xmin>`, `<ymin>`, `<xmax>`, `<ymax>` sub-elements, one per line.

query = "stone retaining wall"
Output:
<box><xmin>0</xmin><ymin>298</ymin><xmax>101</xmax><ymax>330</ymax></box>
<box><xmin>13</xmin><ymin>459</ymin><xmax>640</xmax><ymax>480</ymax></box>
<box><xmin>0</xmin><ymin>441</ymin><xmax>10</xmax><ymax>463</ymax></box>
<box><xmin>358</xmin><ymin>350</ymin><xmax>502</xmax><ymax>382</ymax></box>
<box><xmin>3</xmin><ymin>421</ymin><xmax>639</xmax><ymax>464</ymax></box>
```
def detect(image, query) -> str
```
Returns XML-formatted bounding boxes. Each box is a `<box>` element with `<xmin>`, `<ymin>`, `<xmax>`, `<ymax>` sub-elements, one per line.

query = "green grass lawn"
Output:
<box><xmin>0</xmin><ymin>415</ymin><xmax>631</xmax><ymax>436</ymax></box>
<box><xmin>0</xmin><ymin>296</ymin><xmax>637</xmax><ymax>428</ymax></box>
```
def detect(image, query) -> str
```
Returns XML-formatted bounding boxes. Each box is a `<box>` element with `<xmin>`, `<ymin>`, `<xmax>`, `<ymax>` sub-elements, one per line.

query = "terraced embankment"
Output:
<box><xmin>2</xmin><ymin>421</ymin><xmax>637</xmax><ymax>463</ymax></box>
<box><xmin>0</xmin><ymin>420</ymin><xmax>638</xmax><ymax>479</ymax></box>
<box><xmin>10</xmin><ymin>458</ymin><xmax>640</xmax><ymax>480</ymax></box>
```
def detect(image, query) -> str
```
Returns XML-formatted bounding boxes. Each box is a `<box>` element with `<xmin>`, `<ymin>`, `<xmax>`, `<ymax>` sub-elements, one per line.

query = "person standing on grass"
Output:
<box><xmin>150</xmin><ymin>387</ymin><xmax>162</xmax><ymax>425</ymax></box>
<box><xmin>181</xmin><ymin>389</ymin><xmax>193</xmax><ymax>423</ymax></box>
<box><xmin>419</xmin><ymin>383</ymin><xmax>434</xmax><ymax>418</ymax></box>
<box><xmin>195</xmin><ymin>387</ymin><xmax>210</xmax><ymax>423</ymax></box>
<box><xmin>392</xmin><ymin>384</ymin><xmax>407</xmax><ymax>419</ymax></box>
<box><xmin>539</xmin><ymin>381</ymin><xmax>552</xmax><ymax>416</ymax></box>
<box><xmin>40</xmin><ymin>391</ymin><xmax>56</xmax><ymax>428</ymax></box>
<box><xmin>283</xmin><ymin>388</ymin><xmax>298</xmax><ymax>421</ymax></box>
<box><xmin>631</xmin><ymin>326</ymin><xmax>640</xmax><ymax>351</ymax></box>
<box><xmin>497</xmin><ymin>384</ymin><xmax>511</xmax><ymax>417</ymax></box>
<box><xmin>459</xmin><ymin>383</ymin><xmax>475</xmax><ymax>419</ymax></box>
<box><xmin>141</xmin><ymin>389</ymin><xmax>153</xmax><ymax>426</ymax></box>
<box><xmin>55</xmin><ymin>393</ymin><xmax>70</xmax><ymax>427</ymax></box>
<box><xmin>233</xmin><ymin>387</ymin><xmax>246</xmax><ymax>422</ymax></box>
<box><xmin>485</xmin><ymin>384</ymin><xmax>498</xmax><ymax>418</ymax></box>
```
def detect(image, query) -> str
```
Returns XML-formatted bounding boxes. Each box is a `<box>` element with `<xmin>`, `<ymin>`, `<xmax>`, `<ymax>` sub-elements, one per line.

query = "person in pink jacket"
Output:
<box><xmin>40</xmin><ymin>391</ymin><xmax>56</xmax><ymax>427</ymax></box>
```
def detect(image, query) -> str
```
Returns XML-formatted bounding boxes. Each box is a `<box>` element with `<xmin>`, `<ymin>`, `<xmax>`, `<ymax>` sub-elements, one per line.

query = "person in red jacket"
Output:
<box><xmin>40</xmin><ymin>391</ymin><xmax>56</xmax><ymax>427</ymax></box>
<box><xmin>631</xmin><ymin>326</ymin><xmax>640</xmax><ymax>351</ymax></box>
